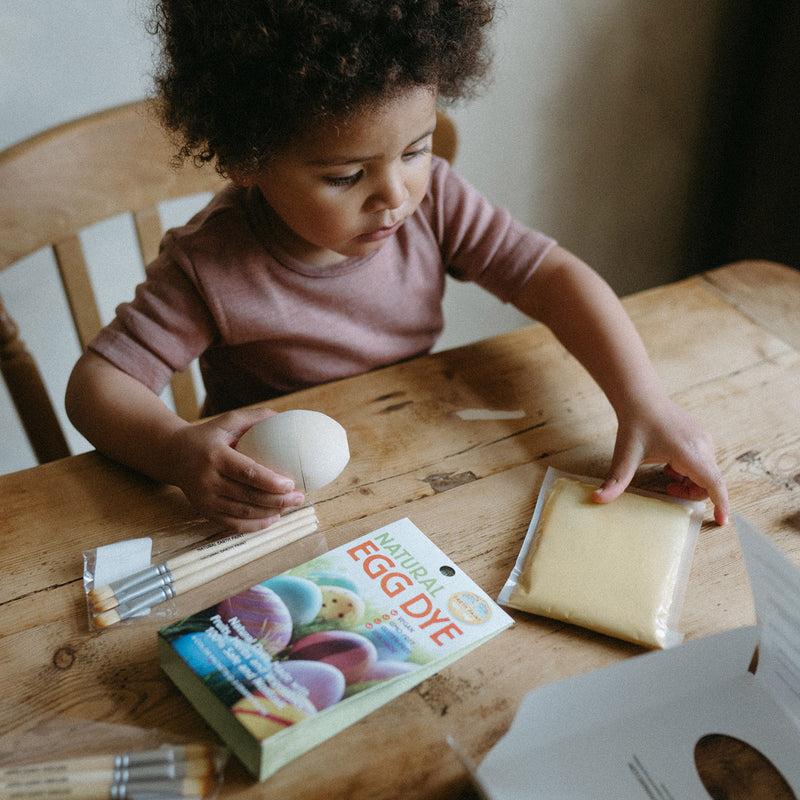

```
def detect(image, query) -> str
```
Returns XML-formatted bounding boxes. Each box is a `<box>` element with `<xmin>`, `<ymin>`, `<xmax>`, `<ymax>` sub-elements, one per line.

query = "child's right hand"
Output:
<box><xmin>167</xmin><ymin>407</ymin><xmax>306</xmax><ymax>531</ymax></box>
<box><xmin>66</xmin><ymin>353</ymin><xmax>304</xmax><ymax>531</ymax></box>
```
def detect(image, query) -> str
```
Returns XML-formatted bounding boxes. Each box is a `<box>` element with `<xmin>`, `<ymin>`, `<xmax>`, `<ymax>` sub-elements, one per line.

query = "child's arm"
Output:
<box><xmin>513</xmin><ymin>245</ymin><xmax>729</xmax><ymax>525</ymax></box>
<box><xmin>65</xmin><ymin>351</ymin><xmax>305</xmax><ymax>531</ymax></box>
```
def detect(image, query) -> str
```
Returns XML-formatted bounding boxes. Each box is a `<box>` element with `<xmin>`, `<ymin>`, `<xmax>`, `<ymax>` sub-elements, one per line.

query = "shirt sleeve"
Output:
<box><xmin>88</xmin><ymin>235</ymin><xmax>217</xmax><ymax>396</ymax></box>
<box><xmin>424</xmin><ymin>157</ymin><xmax>556</xmax><ymax>302</ymax></box>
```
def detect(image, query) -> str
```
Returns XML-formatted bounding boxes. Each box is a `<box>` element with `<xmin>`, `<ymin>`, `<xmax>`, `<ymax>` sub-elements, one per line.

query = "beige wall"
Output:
<box><xmin>436</xmin><ymin>0</ymin><xmax>726</xmax><ymax>349</ymax></box>
<box><xmin>454</xmin><ymin>0</ymin><xmax>725</xmax><ymax>291</ymax></box>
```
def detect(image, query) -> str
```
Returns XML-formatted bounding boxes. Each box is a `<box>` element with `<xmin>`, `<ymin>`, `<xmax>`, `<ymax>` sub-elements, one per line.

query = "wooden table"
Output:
<box><xmin>1</xmin><ymin>260</ymin><xmax>799</xmax><ymax>798</ymax></box>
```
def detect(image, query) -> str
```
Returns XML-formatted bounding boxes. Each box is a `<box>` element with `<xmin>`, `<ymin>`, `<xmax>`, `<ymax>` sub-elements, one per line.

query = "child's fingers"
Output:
<box><xmin>664</xmin><ymin>458</ymin><xmax>729</xmax><ymax>524</ymax></box>
<box><xmin>219</xmin><ymin>468</ymin><xmax>305</xmax><ymax>513</ymax></box>
<box><xmin>665</xmin><ymin>464</ymin><xmax>729</xmax><ymax>526</ymax></box>
<box><xmin>592</xmin><ymin>438</ymin><xmax>642</xmax><ymax>504</ymax></box>
<box><xmin>592</xmin><ymin>478</ymin><xmax>625</xmax><ymax>504</ymax></box>
<box><xmin>665</xmin><ymin>475</ymin><xmax>708</xmax><ymax>501</ymax></box>
<box><xmin>221</xmin><ymin>406</ymin><xmax>278</xmax><ymax>444</ymax></box>
<box><xmin>200</xmin><ymin>481</ymin><xmax>305</xmax><ymax>531</ymax></box>
<box><xmin>713</xmin><ymin>501</ymin><xmax>730</xmax><ymax>527</ymax></box>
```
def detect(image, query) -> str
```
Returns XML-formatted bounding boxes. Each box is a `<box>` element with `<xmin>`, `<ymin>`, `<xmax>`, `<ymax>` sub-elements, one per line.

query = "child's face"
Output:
<box><xmin>235</xmin><ymin>86</ymin><xmax>437</xmax><ymax>267</ymax></box>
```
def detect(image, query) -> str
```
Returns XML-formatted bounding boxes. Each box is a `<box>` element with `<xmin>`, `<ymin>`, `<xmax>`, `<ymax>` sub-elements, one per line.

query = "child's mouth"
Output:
<box><xmin>358</xmin><ymin>219</ymin><xmax>403</xmax><ymax>243</ymax></box>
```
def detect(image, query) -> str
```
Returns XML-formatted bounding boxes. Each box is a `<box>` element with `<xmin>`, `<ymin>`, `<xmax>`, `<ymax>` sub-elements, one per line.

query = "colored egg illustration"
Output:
<box><xmin>171</xmin><ymin>630</ymin><xmax>273</xmax><ymax>679</ymax></box>
<box><xmin>272</xmin><ymin>659</ymin><xmax>346</xmax><ymax>711</ymax></box>
<box><xmin>306</xmin><ymin>570</ymin><xmax>360</xmax><ymax>594</ymax></box>
<box><xmin>262</xmin><ymin>574</ymin><xmax>323</xmax><ymax>625</ymax></box>
<box><xmin>361</xmin><ymin>659</ymin><xmax>420</xmax><ymax>682</ymax></box>
<box><xmin>289</xmin><ymin>630</ymin><xmax>378</xmax><ymax>685</ymax></box>
<box><xmin>316</xmin><ymin>585</ymin><xmax>365</xmax><ymax>624</ymax></box>
<box><xmin>232</xmin><ymin>692</ymin><xmax>312</xmax><ymax>740</ymax></box>
<box><xmin>217</xmin><ymin>585</ymin><xmax>293</xmax><ymax>655</ymax></box>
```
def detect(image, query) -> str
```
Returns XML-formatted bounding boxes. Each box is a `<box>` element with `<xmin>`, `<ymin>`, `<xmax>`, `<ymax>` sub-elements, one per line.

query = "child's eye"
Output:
<box><xmin>403</xmin><ymin>143</ymin><xmax>432</xmax><ymax>161</ymax></box>
<box><xmin>324</xmin><ymin>171</ymin><xmax>363</xmax><ymax>187</ymax></box>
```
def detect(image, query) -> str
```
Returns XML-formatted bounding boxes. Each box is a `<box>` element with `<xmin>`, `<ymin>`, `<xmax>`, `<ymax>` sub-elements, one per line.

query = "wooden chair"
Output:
<box><xmin>0</xmin><ymin>99</ymin><xmax>226</xmax><ymax>464</ymax></box>
<box><xmin>433</xmin><ymin>109</ymin><xmax>458</xmax><ymax>164</ymax></box>
<box><xmin>0</xmin><ymin>101</ymin><xmax>457</xmax><ymax>465</ymax></box>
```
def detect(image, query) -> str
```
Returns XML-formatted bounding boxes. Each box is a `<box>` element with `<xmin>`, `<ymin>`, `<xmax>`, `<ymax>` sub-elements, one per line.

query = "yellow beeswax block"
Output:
<box><xmin>507</xmin><ymin>478</ymin><xmax>694</xmax><ymax>648</ymax></box>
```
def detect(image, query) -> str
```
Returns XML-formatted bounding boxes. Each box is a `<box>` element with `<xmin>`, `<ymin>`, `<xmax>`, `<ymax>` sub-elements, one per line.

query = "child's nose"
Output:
<box><xmin>369</xmin><ymin>169</ymin><xmax>408</xmax><ymax>211</ymax></box>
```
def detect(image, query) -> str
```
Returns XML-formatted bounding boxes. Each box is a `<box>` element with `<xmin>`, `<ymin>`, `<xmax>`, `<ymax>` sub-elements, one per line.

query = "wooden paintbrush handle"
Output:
<box><xmin>112</xmin><ymin>518</ymin><xmax>319</xmax><ymax>620</ymax></box>
<box><xmin>171</xmin><ymin>518</ymin><xmax>320</xmax><ymax>596</ymax></box>
<box><xmin>169</xmin><ymin>505</ymin><xmax>318</xmax><ymax>570</ymax></box>
<box><xmin>168</xmin><ymin>510</ymin><xmax>319</xmax><ymax>584</ymax></box>
<box><xmin>112</xmin><ymin>510</ymin><xmax>319</xmax><ymax>609</ymax></box>
<box><xmin>94</xmin><ymin>513</ymin><xmax>320</xmax><ymax>625</ymax></box>
<box><xmin>92</xmin><ymin>507</ymin><xmax>317</xmax><ymax>607</ymax></box>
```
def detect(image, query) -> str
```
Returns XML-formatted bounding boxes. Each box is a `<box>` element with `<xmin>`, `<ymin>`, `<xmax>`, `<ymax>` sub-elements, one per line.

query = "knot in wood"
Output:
<box><xmin>53</xmin><ymin>646</ymin><xmax>76</xmax><ymax>669</ymax></box>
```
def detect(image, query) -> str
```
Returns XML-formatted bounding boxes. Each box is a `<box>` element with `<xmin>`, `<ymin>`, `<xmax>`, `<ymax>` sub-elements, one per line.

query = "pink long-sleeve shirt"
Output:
<box><xmin>90</xmin><ymin>156</ymin><xmax>555</xmax><ymax>414</ymax></box>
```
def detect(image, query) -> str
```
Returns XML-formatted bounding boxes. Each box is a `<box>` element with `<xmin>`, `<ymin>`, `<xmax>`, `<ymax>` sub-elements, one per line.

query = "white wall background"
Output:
<box><xmin>1</xmin><ymin>0</ymin><xmax>725</xmax><ymax>474</ymax></box>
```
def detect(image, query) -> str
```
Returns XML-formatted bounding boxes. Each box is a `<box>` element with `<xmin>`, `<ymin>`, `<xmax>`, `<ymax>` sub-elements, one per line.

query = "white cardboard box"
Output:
<box><xmin>476</xmin><ymin>515</ymin><xmax>800</xmax><ymax>799</ymax></box>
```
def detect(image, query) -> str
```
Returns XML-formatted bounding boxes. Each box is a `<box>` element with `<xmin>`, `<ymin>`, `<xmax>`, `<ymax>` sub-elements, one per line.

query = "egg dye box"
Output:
<box><xmin>158</xmin><ymin>517</ymin><xmax>513</xmax><ymax>781</ymax></box>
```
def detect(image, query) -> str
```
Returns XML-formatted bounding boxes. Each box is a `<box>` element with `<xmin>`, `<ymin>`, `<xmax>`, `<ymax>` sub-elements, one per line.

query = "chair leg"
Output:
<box><xmin>0</xmin><ymin>293</ymin><xmax>71</xmax><ymax>464</ymax></box>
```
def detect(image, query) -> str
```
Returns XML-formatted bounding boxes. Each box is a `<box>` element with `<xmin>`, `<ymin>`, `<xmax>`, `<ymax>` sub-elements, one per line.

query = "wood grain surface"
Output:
<box><xmin>1</xmin><ymin>261</ymin><xmax>798</xmax><ymax>798</ymax></box>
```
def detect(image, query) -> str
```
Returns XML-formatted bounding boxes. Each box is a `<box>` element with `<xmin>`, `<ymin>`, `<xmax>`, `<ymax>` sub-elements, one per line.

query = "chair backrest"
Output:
<box><xmin>433</xmin><ymin>110</ymin><xmax>457</xmax><ymax>164</ymax></box>
<box><xmin>0</xmin><ymin>99</ymin><xmax>226</xmax><ymax>464</ymax></box>
<box><xmin>0</xmin><ymin>101</ymin><xmax>457</xmax><ymax>466</ymax></box>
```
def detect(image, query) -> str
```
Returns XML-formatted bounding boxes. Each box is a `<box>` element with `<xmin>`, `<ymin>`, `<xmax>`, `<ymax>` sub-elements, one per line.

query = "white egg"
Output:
<box><xmin>236</xmin><ymin>410</ymin><xmax>350</xmax><ymax>492</ymax></box>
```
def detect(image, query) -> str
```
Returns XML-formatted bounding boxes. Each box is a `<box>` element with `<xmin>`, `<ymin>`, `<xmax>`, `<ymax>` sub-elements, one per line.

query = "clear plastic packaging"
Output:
<box><xmin>499</xmin><ymin>467</ymin><xmax>705</xmax><ymax>648</ymax></box>
<box><xmin>83</xmin><ymin>506</ymin><xmax>327</xmax><ymax>631</ymax></box>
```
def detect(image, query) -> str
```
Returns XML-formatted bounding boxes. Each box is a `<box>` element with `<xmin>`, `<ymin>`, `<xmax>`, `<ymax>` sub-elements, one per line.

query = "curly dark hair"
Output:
<box><xmin>148</xmin><ymin>0</ymin><xmax>496</xmax><ymax>175</ymax></box>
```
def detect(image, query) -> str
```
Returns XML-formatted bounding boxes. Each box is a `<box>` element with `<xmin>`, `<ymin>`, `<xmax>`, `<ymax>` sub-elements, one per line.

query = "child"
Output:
<box><xmin>66</xmin><ymin>0</ymin><xmax>729</xmax><ymax>531</ymax></box>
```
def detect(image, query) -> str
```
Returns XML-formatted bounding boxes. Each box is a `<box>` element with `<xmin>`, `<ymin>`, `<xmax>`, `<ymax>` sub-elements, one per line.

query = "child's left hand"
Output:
<box><xmin>513</xmin><ymin>246</ymin><xmax>729</xmax><ymax>526</ymax></box>
<box><xmin>591</xmin><ymin>397</ymin><xmax>729</xmax><ymax>525</ymax></box>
